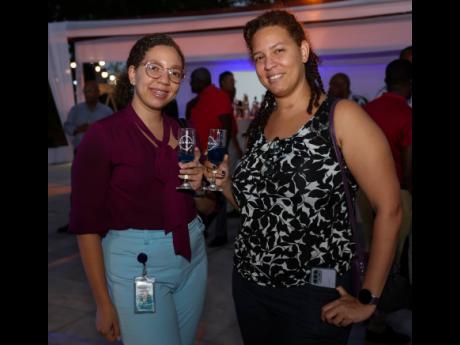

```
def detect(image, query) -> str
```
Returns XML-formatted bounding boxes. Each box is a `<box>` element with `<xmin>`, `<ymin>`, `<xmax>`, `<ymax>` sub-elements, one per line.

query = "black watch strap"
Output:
<box><xmin>358</xmin><ymin>289</ymin><xmax>380</xmax><ymax>305</ymax></box>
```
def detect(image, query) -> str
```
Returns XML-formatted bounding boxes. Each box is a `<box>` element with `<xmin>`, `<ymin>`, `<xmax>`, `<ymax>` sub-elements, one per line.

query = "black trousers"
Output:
<box><xmin>232</xmin><ymin>269</ymin><xmax>352</xmax><ymax>345</ymax></box>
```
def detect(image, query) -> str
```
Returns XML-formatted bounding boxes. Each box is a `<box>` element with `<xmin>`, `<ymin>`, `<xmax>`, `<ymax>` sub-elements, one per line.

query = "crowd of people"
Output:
<box><xmin>59</xmin><ymin>9</ymin><xmax>412</xmax><ymax>345</ymax></box>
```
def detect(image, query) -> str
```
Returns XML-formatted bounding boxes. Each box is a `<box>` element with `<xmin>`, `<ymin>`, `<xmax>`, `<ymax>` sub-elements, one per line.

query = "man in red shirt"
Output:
<box><xmin>219</xmin><ymin>71</ymin><xmax>243</xmax><ymax>159</ymax></box>
<box><xmin>364</xmin><ymin>59</ymin><xmax>412</xmax><ymax>191</ymax></box>
<box><xmin>360</xmin><ymin>58</ymin><xmax>412</xmax><ymax>345</ymax></box>
<box><xmin>189</xmin><ymin>68</ymin><xmax>233</xmax><ymax>152</ymax></box>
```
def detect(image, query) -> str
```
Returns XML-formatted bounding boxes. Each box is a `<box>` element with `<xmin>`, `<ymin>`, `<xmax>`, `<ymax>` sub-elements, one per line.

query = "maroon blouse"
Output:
<box><xmin>68</xmin><ymin>104</ymin><xmax>197</xmax><ymax>261</ymax></box>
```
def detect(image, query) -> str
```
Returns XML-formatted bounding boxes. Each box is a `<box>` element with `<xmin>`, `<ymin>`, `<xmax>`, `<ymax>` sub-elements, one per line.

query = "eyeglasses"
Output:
<box><xmin>144</xmin><ymin>61</ymin><xmax>185</xmax><ymax>84</ymax></box>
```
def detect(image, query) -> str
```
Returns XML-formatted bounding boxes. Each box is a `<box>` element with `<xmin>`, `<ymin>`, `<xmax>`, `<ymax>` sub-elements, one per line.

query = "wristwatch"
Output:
<box><xmin>358</xmin><ymin>289</ymin><xmax>380</xmax><ymax>305</ymax></box>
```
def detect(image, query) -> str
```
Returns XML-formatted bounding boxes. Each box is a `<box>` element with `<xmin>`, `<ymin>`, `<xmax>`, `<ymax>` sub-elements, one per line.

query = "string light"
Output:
<box><xmin>101</xmin><ymin>71</ymin><xmax>109</xmax><ymax>79</ymax></box>
<box><xmin>95</xmin><ymin>66</ymin><xmax>101</xmax><ymax>72</ymax></box>
<box><xmin>70</xmin><ymin>62</ymin><xmax>77</xmax><ymax>69</ymax></box>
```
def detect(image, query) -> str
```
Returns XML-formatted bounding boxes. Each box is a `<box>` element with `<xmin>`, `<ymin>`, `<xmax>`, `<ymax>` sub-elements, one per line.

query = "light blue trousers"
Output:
<box><xmin>102</xmin><ymin>216</ymin><xmax>207</xmax><ymax>345</ymax></box>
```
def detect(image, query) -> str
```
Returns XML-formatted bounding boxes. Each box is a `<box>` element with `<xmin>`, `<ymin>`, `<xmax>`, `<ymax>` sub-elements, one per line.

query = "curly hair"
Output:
<box><xmin>115</xmin><ymin>33</ymin><xmax>185</xmax><ymax>108</ymax></box>
<box><xmin>243</xmin><ymin>10</ymin><xmax>325</xmax><ymax>150</ymax></box>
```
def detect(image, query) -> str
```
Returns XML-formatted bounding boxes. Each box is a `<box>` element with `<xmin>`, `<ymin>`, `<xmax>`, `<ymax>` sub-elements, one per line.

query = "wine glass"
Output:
<box><xmin>176</xmin><ymin>128</ymin><xmax>196</xmax><ymax>190</ymax></box>
<box><xmin>203</xmin><ymin>128</ymin><xmax>227</xmax><ymax>192</ymax></box>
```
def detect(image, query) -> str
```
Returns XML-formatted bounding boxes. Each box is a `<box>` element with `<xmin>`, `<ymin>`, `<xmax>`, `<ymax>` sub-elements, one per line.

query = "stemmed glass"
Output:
<box><xmin>203</xmin><ymin>128</ymin><xmax>227</xmax><ymax>192</ymax></box>
<box><xmin>176</xmin><ymin>128</ymin><xmax>196</xmax><ymax>190</ymax></box>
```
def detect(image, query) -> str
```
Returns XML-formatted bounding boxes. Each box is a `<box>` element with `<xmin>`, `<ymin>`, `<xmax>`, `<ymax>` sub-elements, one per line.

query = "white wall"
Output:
<box><xmin>233</xmin><ymin>71</ymin><xmax>267</xmax><ymax>104</ymax></box>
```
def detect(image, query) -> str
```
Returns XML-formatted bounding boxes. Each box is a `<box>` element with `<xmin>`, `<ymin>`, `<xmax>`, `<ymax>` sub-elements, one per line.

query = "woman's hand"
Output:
<box><xmin>320</xmin><ymin>286</ymin><xmax>376</xmax><ymax>327</ymax></box>
<box><xmin>179</xmin><ymin>147</ymin><xmax>204</xmax><ymax>191</ymax></box>
<box><xmin>96</xmin><ymin>302</ymin><xmax>121</xmax><ymax>342</ymax></box>
<box><xmin>203</xmin><ymin>154</ymin><xmax>231</xmax><ymax>190</ymax></box>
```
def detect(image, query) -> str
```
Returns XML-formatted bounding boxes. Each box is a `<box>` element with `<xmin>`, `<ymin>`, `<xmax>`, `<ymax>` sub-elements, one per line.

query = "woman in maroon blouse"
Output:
<box><xmin>69</xmin><ymin>34</ymin><xmax>213</xmax><ymax>345</ymax></box>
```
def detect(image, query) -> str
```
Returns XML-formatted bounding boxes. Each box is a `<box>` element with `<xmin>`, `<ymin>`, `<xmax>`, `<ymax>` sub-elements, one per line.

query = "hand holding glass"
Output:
<box><xmin>203</xmin><ymin>129</ymin><xmax>227</xmax><ymax>192</ymax></box>
<box><xmin>176</xmin><ymin>128</ymin><xmax>196</xmax><ymax>190</ymax></box>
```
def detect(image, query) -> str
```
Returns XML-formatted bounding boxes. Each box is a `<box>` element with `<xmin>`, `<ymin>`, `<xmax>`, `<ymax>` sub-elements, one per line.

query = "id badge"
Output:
<box><xmin>134</xmin><ymin>276</ymin><xmax>156</xmax><ymax>313</ymax></box>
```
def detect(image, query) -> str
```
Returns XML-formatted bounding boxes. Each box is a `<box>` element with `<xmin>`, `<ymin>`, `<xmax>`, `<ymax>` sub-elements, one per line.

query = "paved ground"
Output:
<box><xmin>48</xmin><ymin>163</ymin><xmax>411</xmax><ymax>345</ymax></box>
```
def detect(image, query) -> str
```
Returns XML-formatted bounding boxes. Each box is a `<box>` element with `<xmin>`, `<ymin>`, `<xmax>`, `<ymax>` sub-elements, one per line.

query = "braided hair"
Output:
<box><xmin>243</xmin><ymin>10</ymin><xmax>325</xmax><ymax>150</ymax></box>
<box><xmin>115</xmin><ymin>33</ymin><xmax>185</xmax><ymax>109</ymax></box>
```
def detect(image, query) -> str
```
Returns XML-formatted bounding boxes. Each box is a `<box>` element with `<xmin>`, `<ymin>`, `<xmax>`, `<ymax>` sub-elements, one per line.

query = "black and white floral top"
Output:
<box><xmin>232</xmin><ymin>96</ymin><xmax>357</xmax><ymax>287</ymax></box>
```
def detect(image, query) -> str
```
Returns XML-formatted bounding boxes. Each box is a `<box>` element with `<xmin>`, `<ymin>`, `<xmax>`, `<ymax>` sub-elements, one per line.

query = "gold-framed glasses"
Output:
<box><xmin>144</xmin><ymin>62</ymin><xmax>184</xmax><ymax>83</ymax></box>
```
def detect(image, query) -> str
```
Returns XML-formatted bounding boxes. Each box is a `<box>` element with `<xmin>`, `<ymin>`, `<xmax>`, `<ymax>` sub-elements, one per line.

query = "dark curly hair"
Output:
<box><xmin>115</xmin><ymin>33</ymin><xmax>185</xmax><ymax>108</ymax></box>
<box><xmin>243</xmin><ymin>10</ymin><xmax>325</xmax><ymax>149</ymax></box>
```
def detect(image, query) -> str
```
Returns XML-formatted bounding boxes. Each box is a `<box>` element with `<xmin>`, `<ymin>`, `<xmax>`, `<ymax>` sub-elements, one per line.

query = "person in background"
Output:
<box><xmin>219</xmin><ymin>71</ymin><xmax>244</xmax><ymax>219</ymax></box>
<box><xmin>360</xmin><ymin>58</ymin><xmax>413</xmax><ymax>345</ymax></box>
<box><xmin>69</xmin><ymin>33</ymin><xmax>212</xmax><ymax>345</ymax></box>
<box><xmin>250</xmin><ymin>96</ymin><xmax>260</xmax><ymax>117</ymax></box>
<box><xmin>219</xmin><ymin>71</ymin><xmax>237</xmax><ymax>101</ymax></box>
<box><xmin>328</xmin><ymin>72</ymin><xmax>368</xmax><ymax>106</ymax></box>
<box><xmin>205</xmin><ymin>10</ymin><xmax>402</xmax><ymax>345</ymax></box>
<box><xmin>163</xmin><ymin>99</ymin><xmax>188</xmax><ymax>127</ymax></box>
<box><xmin>56</xmin><ymin>80</ymin><xmax>113</xmax><ymax>234</ymax></box>
<box><xmin>63</xmin><ymin>80</ymin><xmax>113</xmax><ymax>153</ymax></box>
<box><xmin>163</xmin><ymin>98</ymin><xmax>179</xmax><ymax>119</ymax></box>
<box><xmin>188</xmin><ymin>67</ymin><xmax>233</xmax><ymax>151</ymax></box>
<box><xmin>374</xmin><ymin>45</ymin><xmax>412</xmax><ymax>107</ymax></box>
<box><xmin>219</xmin><ymin>71</ymin><xmax>243</xmax><ymax>159</ymax></box>
<box><xmin>188</xmin><ymin>67</ymin><xmax>233</xmax><ymax>247</ymax></box>
<box><xmin>185</xmin><ymin>96</ymin><xmax>198</xmax><ymax>122</ymax></box>
<box><xmin>399</xmin><ymin>46</ymin><xmax>412</xmax><ymax>63</ymax></box>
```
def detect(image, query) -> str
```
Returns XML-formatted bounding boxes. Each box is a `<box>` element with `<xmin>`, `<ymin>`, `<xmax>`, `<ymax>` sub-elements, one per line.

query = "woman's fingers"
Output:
<box><xmin>179</xmin><ymin>164</ymin><xmax>203</xmax><ymax>177</ymax></box>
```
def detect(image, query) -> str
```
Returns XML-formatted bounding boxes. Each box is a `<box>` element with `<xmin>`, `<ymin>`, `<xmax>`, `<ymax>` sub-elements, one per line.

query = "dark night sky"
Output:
<box><xmin>47</xmin><ymin>1</ymin><xmax>340</xmax><ymax>22</ymax></box>
<box><xmin>48</xmin><ymin>0</ymin><xmax>274</xmax><ymax>22</ymax></box>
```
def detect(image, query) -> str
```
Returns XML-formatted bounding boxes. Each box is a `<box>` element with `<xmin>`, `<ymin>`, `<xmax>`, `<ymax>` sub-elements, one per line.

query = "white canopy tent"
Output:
<box><xmin>48</xmin><ymin>0</ymin><xmax>411</xmax><ymax>164</ymax></box>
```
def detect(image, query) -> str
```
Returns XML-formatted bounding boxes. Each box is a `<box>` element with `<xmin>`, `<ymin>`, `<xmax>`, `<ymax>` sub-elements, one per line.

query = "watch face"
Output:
<box><xmin>358</xmin><ymin>289</ymin><xmax>372</xmax><ymax>304</ymax></box>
